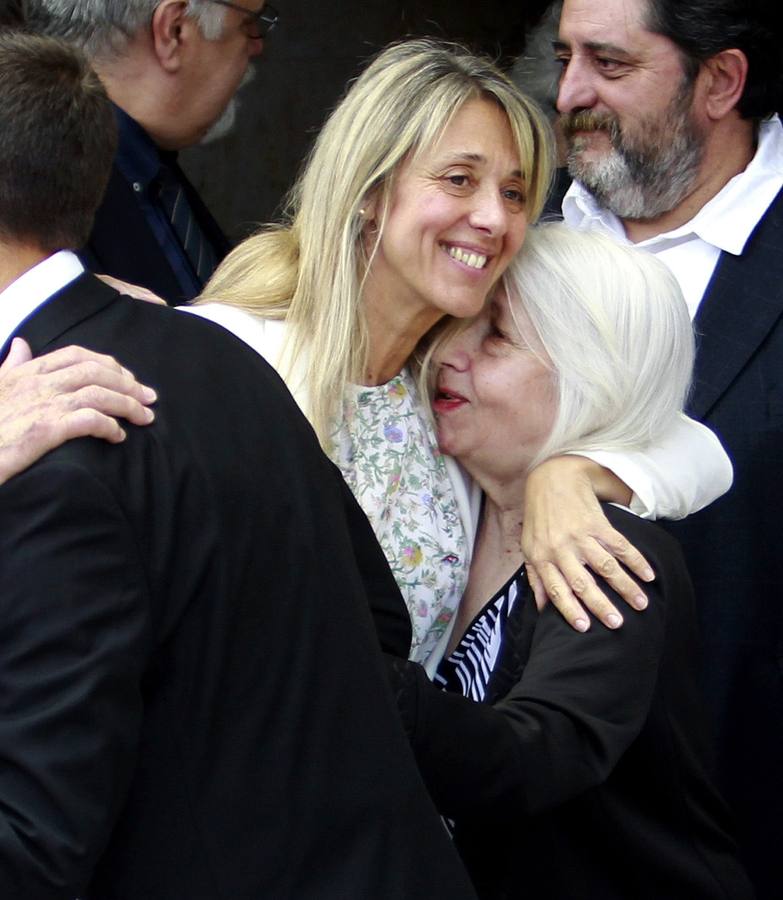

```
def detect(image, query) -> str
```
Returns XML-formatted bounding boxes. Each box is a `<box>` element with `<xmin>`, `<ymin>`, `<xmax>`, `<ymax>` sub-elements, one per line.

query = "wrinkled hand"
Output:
<box><xmin>96</xmin><ymin>273</ymin><xmax>167</xmax><ymax>305</ymax></box>
<box><xmin>0</xmin><ymin>339</ymin><xmax>157</xmax><ymax>485</ymax></box>
<box><xmin>522</xmin><ymin>456</ymin><xmax>655</xmax><ymax>632</ymax></box>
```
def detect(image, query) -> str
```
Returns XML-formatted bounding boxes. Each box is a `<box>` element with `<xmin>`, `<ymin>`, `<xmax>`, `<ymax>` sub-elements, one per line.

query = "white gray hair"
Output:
<box><xmin>25</xmin><ymin>0</ymin><xmax>226</xmax><ymax>58</ymax></box>
<box><xmin>503</xmin><ymin>223</ymin><xmax>694</xmax><ymax>468</ymax></box>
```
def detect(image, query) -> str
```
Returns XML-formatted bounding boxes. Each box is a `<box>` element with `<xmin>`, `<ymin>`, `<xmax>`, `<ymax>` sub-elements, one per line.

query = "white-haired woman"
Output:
<box><xmin>387</xmin><ymin>224</ymin><xmax>753</xmax><ymax>899</ymax></box>
<box><xmin>185</xmin><ymin>39</ymin><xmax>731</xmax><ymax>664</ymax></box>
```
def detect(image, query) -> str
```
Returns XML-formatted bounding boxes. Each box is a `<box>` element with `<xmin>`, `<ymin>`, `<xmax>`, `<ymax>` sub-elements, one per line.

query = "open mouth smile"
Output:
<box><xmin>441</xmin><ymin>243</ymin><xmax>489</xmax><ymax>270</ymax></box>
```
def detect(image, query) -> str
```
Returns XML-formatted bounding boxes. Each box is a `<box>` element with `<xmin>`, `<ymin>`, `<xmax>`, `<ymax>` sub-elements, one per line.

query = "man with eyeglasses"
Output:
<box><xmin>26</xmin><ymin>0</ymin><xmax>278</xmax><ymax>305</ymax></box>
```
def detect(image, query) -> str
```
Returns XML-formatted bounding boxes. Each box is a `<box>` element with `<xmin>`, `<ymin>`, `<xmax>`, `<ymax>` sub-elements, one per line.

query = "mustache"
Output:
<box><xmin>560</xmin><ymin>110</ymin><xmax>620</xmax><ymax>140</ymax></box>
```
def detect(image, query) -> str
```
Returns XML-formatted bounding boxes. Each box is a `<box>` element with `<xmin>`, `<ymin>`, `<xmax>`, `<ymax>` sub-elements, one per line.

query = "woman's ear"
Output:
<box><xmin>358</xmin><ymin>195</ymin><xmax>379</xmax><ymax>232</ymax></box>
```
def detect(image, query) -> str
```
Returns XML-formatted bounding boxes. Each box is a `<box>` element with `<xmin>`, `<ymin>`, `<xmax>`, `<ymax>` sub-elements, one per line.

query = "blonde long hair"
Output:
<box><xmin>199</xmin><ymin>39</ymin><xmax>554</xmax><ymax>446</ymax></box>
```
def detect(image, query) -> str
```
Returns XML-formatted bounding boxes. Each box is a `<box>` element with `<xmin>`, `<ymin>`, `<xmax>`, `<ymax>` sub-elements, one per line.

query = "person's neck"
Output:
<box><xmin>96</xmin><ymin>50</ymin><xmax>183</xmax><ymax>152</ymax></box>
<box><xmin>477</xmin><ymin>498</ymin><xmax>526</xmax><ymax>574</ymax></box>
<box><xmin>361</xmin><ymin>284</ymin><xmax>443</xmax><ymax>386</ymax></box>
<box><xmin>0</xmin><ymin>243</ymin><xmax>49</xmax><ymax>294</ymax></box>
<box><xmin>445</xmin><ymin>479</ymin><xmax>527</xmax><ymax>653</ymax></box>
<box><xmin>622</xmin><ymin>117</ymin><xmax>756</xmax><ymax>243</ymax></box>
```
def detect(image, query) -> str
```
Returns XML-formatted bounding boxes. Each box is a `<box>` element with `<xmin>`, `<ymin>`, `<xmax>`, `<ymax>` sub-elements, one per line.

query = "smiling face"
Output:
<box><xmin>363</xmin><ymin>98</ymin><xmax>529</xmax><ymax>334</ymax></box>
<box><xmin>433</xmin><ymin>292</ymin><xmax>557</xmax><ymax>492</ymax></box>
<box><xmin>554</xmin><ymin>0</ymin><xmax>706</xmax><ymax>219</ymax></box>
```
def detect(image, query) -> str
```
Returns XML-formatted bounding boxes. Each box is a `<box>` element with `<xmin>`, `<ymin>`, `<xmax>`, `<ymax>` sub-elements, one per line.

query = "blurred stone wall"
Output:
<box><xmin>179</xmin><ymin>0</ymin><xmax>553</xmax><ymax>242</ymax></box>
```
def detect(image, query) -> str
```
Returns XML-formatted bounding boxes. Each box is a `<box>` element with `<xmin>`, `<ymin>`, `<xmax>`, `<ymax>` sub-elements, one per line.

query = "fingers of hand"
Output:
<box><xmin>557</xmin><ymin>555</ymin><xmax>626</xmax><ymax>628</ymax></box>
<box><xmin>11</xmin><ymin>347</ymin><xmax>156</xmax><ymax>404</ymax></box>
<box><xmin>534</xmin><ymin>562</ymin><xmax>591</xmax><ymax>633</ymax></box>
<box><xmin>96</xmin><ymin>274</ymin><xmax>167</xmax><ymax>305</ymax></box>
<box><xmin>10</xmin><ymin>355</ymin><xmax>157</xmax><ymax>408</ymax></box>
<box><xmin>0</xmin><ymin>338</ymin><xmax>33</xmax><ymax>372</ymax></box>
<box><xmin>64</xmin><ymin>385</ymin><xmax>155</xmax><ymax>426</ymax></box>
<box><xmin>578</xmin><ymin>544</ymin><xmax>647</xmax><ymax>613</ymax></box>
<box><xmin>597</xmin><ymin>529</ymin><xmax>654</xmax><ymax>583</ymax></box>
<box><xmin>58</xmin><ymin>407</ymin><xmax>127</xmax><ymax>445</ymax></box>
<box><xmin>16</xmin><ymin>345</ymin><xmax>127</xmax><ymax>378</ymax></box>
<box><xmin>524</xmin><ymin>564</ymin><xmax>548</xmax><ymax>612</ymax></box>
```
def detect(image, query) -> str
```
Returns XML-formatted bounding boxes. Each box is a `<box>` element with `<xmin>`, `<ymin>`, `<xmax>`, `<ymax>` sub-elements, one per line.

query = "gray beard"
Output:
<box><xmin>563</xmin><ymin>88</ymin><xmax>704</xmax><ymax>221</ymax></box>
<box><xmin>200</xmin><ymin>96</ymin><xmax>238</xmax><ymax>145</ymax></box>
<box><xmin>199</xmin><ymin>65</ymin><xmax>256</xmax><ymax>146</ymax></box>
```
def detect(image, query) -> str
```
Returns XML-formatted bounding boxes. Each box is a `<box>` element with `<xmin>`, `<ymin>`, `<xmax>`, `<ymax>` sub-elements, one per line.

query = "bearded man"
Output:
<box><xmin>550</xmin><ymin>1</ymin><xmax>781</xmax><ymax>897</ymax></box>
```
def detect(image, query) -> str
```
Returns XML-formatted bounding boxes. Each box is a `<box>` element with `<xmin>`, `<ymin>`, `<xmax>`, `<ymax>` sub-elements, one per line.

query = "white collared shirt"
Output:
<box><xmin>0</xmin><ymin>251</ymin><xmax>84</xmax><ymax>349</ymax></box>
<box><xmin>562</xmin><ymin>115</ymin><xmax>783</xmax><ymax>319</ymax></box>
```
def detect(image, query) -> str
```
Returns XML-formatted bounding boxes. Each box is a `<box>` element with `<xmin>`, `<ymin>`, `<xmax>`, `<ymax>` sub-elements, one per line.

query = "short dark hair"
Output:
<box><xmin>644</xmin><ymin>0</ymin><xmax>779</xmax><ymax>120</ymax></box>
<box><xmin>0</xmin><ymin>32</ymin><xmax>116</xmax><ymax>251</ymax></box>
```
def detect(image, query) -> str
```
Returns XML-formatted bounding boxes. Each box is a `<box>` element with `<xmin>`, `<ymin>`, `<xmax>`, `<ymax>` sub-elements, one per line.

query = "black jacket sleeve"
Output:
<box><xmin>389</xmin><ymin>510</ymin><xmax>690</xmax><ymax>820</ymax></box>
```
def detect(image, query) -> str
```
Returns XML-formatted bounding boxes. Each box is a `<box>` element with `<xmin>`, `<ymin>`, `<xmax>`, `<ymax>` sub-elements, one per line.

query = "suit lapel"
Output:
<box><xmin>7</xmin><ymin>273</ymin><xmax>119</xmax><ymax>358</ymax></box>
<box><xmin>85</xmin><ymin>166</ymin><xmax>185</xmax><ymax>304</ymax></box>
<box><xmin>689</xmin><ymin>188</ymin><xmax>783</xmax><ymax>419</ymax></box>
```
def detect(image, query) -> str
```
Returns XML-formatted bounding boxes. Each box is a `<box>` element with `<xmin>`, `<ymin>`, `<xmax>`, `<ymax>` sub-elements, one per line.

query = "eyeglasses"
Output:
<box><xmin>207</xmin><ymin>0</ymin><xmax>279</xmax><ymax>40</ymax></box>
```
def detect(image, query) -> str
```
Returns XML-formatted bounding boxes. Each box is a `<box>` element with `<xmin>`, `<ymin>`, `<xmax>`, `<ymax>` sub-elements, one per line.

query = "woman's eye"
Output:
<box><xmin>503</xmin><ymin>187</ymin><xmax>526</xmax><ymax>207</ymax></box>
<box><xmin>447</xmin><ymin>174</ymin><xmax>470</xmax><ymax>187</ymax></box>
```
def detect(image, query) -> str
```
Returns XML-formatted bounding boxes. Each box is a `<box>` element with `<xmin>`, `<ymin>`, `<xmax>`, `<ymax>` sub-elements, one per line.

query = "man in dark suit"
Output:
<box><xmin>551</xmin><ymin>1</ymin><xmax>781</xmax><ymax>896</ymax></box>
<box><xmin>0</xmin><ymin>32</ymin><xmax>478</xmax><ymax>899</ymax></box>
<box><xmin>1</xmin><ymin>0</ymin><xmax>161</xmax><ymax>482</ymax></box>
<box><xmin>26</xmin><ymin>0</ymin><xmax>275</xmax><ymax>304</ymax></box>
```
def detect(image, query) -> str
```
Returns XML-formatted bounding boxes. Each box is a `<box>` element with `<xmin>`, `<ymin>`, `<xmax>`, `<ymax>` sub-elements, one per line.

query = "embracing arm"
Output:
<box><xmin>388</xmin><ymin>518</ymin><xmax>677</xmax><ymax>820</ymax></box>
<box><xmin>579</xmin><ymin>414</ymin><xmax>733</xmax><ymax>521</ymax></box>
<box><xmin>0</xmin><ymin>461</ymin><xmax>151</xmax><ymax>897</ymax></box>
<box><xmin>0</xmin><ymin>339</ymin><xmax>156</xmax><ymax>486</ymax></box>
<box><xmin>522</xmin><ymin>413</ymin><xmax>731</xmax><ymax>629</ymax></box>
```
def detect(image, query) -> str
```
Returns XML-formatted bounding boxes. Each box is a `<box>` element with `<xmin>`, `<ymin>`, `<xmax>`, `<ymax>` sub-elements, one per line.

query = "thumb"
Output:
<box><xmin>0</xmin><ymin>337</ymin><xmax>33</xmax><ymax>372</ymax></box>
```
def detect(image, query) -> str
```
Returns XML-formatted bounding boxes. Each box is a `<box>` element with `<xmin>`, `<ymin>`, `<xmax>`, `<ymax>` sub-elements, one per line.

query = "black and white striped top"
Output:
<box><xmin>435</xmin><ymin>568</ymin><xmax>524</xmax><ymax>702</ymax></box>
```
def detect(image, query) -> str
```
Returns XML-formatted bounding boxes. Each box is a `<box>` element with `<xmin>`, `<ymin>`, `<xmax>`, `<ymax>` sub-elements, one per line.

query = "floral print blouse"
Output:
<box><xmin>331</xmin><ymin>369</ymin><xmax>469</xmax><ymax>663</ymax></box>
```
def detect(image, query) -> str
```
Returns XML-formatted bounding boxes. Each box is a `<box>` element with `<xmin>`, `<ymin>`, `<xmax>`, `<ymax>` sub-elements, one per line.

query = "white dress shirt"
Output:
<box><xmin>0</xmin><ymin>251</ymin><xmax>84</xmax><ymax>348</ymax></box>
<box><xmin>562</xmin><ymin>115</ymin><xmax>783</xmax><ymax>320</ymax></box>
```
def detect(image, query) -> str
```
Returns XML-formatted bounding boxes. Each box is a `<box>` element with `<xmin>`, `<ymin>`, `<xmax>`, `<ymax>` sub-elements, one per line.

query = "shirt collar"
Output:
<box><xmin>0</xmin><ymin>251</ymin><xmax>84</xmax><ymax>349</ymax></box>
<box><xmin>113</xmin><ymin>103</ymin><xmax>169</xmax><ymax>190</ymax></box>
<box><xmin>562</xmin><ymin>114</ymin><xmax>783</xmax><ymax>255</ymax></box>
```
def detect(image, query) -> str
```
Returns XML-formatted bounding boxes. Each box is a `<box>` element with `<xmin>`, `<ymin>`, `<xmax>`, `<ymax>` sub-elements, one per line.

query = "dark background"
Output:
<box><xmin>180</xmin><ymin>0</ymin><xmax>554</xmax><ymax>241</ymax></box>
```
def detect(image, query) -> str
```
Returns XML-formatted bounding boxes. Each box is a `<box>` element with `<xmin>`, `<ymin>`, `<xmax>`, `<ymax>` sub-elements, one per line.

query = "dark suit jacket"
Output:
<box><xmin>82</xmin><ymin>160</ymin><xmax>231</xmax><ymax>305</ymax></box>
<box><xmin>545</xmin><ymin>174</ymin><xmax>783</xmax><ymax>900</ymax></box>
<box><xmin>390</xmin><ymin>506</ymin><xmax>753</xmax><ymax>900</ymax></box>
<box><xmin>664</xmin><ymin>186</ymin><xmax>783</xmax><ymax>900</ymax></box>
<box><xmin>0</xmin><ymin>274</ymin><xmax>477</xmax><ymax>900</ymax></box>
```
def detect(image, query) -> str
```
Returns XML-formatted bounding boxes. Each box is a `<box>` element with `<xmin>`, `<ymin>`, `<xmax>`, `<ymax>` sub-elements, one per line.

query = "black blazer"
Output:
<box><xmin>82</xmin><ymin>161</ymin><xmax>232</xmax><ymax>305</ymax></box>
<box><xmin>664</xmin><ymin>186</ymin><xmax>783</xmax><ymax>900</ymax></box>
<box><xmin>0</xmin><ymin>275</ymin><xmax>477</xmax><ymax>900</ymax></box>
<box><xmin>546</xmin><ymin>176</ymin><xmax>783</xmax><ymax>900</ymax></box>
<box><xmin>390</xmin><ymin>506</ymin><xmax>753</xmax><ymax>900</ymax></box>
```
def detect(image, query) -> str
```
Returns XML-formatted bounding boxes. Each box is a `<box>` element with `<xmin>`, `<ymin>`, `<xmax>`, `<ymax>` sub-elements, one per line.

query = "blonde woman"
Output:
<box><xmin>186</xmin><ymin>40</ymin><xmax>731</xmax><ymax>665</ymax></box>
